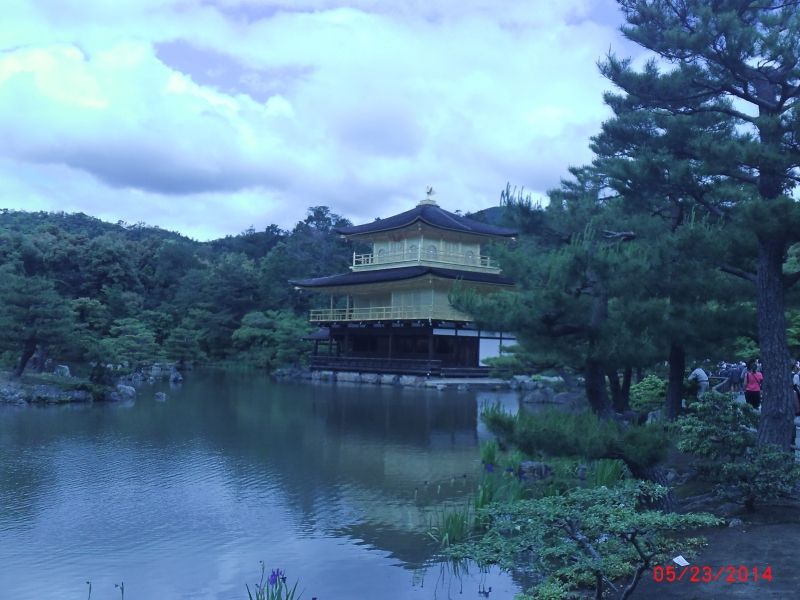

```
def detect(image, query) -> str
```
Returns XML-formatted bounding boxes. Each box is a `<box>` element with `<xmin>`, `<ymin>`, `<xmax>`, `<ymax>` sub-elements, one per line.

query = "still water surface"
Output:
<box><xmin>0</xmin><ymin>372</ymin><xmax>522</xmax><ymax>599</ymax></box>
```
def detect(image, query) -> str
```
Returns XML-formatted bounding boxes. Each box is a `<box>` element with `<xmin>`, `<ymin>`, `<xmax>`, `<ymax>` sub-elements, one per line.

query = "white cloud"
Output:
<box><xmin>0</xmin><ymin>0</ymin><xmax>639</xmax><ymax>238</ymax></box>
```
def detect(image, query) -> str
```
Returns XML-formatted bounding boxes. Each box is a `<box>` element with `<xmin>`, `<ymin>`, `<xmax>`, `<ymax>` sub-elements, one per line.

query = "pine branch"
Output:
<box><xmin>602</xmin><ymin>230</ymin><xmax>637</xmax><ymax>241</ymax></box>
<box><xmin>620</xmin><ymin>531</ymin><xmax>655</xmax><ymax>600</ymax></box>
<box><xmin>677</xmin><ymin>101</ymin><xmax>757</xmax><ymax>125</ymax></box>
<box><xmin>720</xmin><ymin>264</ymin><xmax>757</xmax><ymax>283</ymax></box>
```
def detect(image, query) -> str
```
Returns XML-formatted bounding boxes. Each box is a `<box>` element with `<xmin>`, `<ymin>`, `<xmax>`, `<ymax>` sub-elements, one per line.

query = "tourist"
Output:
<box><xmin>687</xmin><ymin>364</ymin><xmax>709</xmax><ymax>398</ymax></box>
<box><xmin>792</xmin><ymin>363</ymin><xmax>800</xmax><ymax>416</ymax></box>
<box><xmin>728</xmin><ymin>361</ymin><xmax>743</xmax><ymax>393</ymax></box>
<box><xmin>743</xmin><ymin>361</ymin><xmax>763</xmax><ymax>410</ymax></box>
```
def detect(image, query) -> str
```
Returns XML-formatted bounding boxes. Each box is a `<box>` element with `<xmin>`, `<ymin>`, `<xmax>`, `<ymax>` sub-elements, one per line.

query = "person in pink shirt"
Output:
<box><xmin>743</xmin><ymin>360</ymin><xmax>763</xmax><ymax>410</ymax></box>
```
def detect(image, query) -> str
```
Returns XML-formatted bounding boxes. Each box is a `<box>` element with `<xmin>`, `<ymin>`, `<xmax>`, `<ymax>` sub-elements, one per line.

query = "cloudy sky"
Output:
<box><xmin>1</xmin><ymin>0</ymin><xmax>643</xmax><ymax>240</ymax></box>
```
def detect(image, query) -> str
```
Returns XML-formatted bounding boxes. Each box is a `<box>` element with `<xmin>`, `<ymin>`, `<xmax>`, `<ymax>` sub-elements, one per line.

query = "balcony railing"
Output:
<box><xmin>352</xmin><ymin>250</ymin><xmax>500</xmax><ymax>272</ymax></box>
<box><xmin>309</xmin><ymin>304</ymin><xmax>469</xmax><ymax>322</ymax></box>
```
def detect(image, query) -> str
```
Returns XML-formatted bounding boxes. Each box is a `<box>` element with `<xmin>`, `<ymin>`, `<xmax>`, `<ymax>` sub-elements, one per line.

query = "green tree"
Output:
<box><xmin>602</xmin><ymin>0</ymin><xmax>800</xmax><ymax>448</ymax></box>
<box><xmin>70</xmin><ymin>296</ymin><xmax>112</xmax><ymax>362</ymax></box>
<box><xmin>232</xmin><ymin>310</ymin><xmax>311</xmax><ymax>371</ymax></box>
<box><xmin>99</xmin><ymin>318</ymin><xmax>160</xmax><ymax>370</ymax></box>
<box><xmin>461</xmin><ymin>175</ymin><xmax>661</xmax><ymax>415</ymax></box>
<box><xmin>590</xmin><ymin>95</ymin><xmax>754</xmax><ymax>418</ymax></box>
<box><xmin>0</xmin><ymin>270</ymin><xmax>75</xmax><ymax>377</ymax></box>
<box><xmin>164</xmin><ymin>317</ymin><xmax>207</xmax><ymax>367</ymax></box>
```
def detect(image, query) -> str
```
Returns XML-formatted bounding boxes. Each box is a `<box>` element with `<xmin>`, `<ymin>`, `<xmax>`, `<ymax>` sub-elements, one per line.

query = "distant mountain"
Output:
<box><xmin>466</xmin><ymin>205</ymin><xmax>515</xmax><ymax>227</ymax></box>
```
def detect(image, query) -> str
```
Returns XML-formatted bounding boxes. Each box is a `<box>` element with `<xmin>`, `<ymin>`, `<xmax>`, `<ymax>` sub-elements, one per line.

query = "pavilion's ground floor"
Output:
<box><xmin>307</xmin><ymin>320</ymin><xmax>516</xmax><ymax>377</ymax></box>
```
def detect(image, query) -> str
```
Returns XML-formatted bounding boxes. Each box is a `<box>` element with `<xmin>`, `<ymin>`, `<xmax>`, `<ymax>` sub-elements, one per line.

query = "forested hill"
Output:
<box><xmin>0</xmin><ymin>206</ymin><xmax>359</xmax><ymax>375</ymax></box>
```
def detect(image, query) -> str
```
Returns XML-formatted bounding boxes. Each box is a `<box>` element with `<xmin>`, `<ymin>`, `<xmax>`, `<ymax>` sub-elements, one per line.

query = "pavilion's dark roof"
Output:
<box><xmin>291</xmin><ymin>266</ymin><xmax>514</xmax><ymax>288</ymax></box>
<box><xmin>334</xmin><ymin>203</ymin><xmax>517</xmax><ymax>238</ymax></box>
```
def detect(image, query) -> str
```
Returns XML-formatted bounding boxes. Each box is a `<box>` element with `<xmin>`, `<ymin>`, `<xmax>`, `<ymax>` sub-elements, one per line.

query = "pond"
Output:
<box><xmin>0</xmin><ymin>371</ymin><xmax>523</xmax><ymax>599</ymax></box>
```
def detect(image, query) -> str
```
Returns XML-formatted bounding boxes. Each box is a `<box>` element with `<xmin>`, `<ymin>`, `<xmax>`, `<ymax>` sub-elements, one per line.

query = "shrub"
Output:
<box><xmin>480</xmin><ymin>403</ymin><xmax>516</xmax><ymax>440</ymax></box>
<box><xmin>677</xmin><ymin>392</ymin><xmax>799</xmax><ymax>511</ymax></box>
<box><xmin>481</xmin><ymin>407</ymin><xmax>669</xmax><ymax>470</ymax></box>
<box><xmin>629</xmin><ymin>374</ymin><xmax>666</xmax><ymax>412</ymax></box>
<box><xmin>449</xmin><ymin>482</ymin><xmax>721</xmax><ymax>600</ymax></box>
<box><xmin>428</xmin><ymin>502</ymin><xmax>475</xmax><ymax>548</ymax></box>
<box><xmin>479</xmin><ymin>440</ymin><xmax>499</xmax><ymax>467</ymax></box>
<box><xmin>585</xmin><ymin>459</ymin><xmax>625</xmax><ymax>488</ymax></box>
<box><xmin>677</xmin><ymin>391</ymin><xmax>757</xmax><ymax>466</ymax></box>
<box><xmin>718</xmin><ymin>445</ymin><xmax>800</xmax><ymax>512</ymax></box>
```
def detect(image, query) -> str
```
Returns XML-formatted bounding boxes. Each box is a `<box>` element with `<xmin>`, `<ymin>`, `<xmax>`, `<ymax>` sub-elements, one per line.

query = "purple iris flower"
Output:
<box><xmin>269</xmin><ymin>569</ymin><xmax>284</xmax><ymax>586</ymax></box>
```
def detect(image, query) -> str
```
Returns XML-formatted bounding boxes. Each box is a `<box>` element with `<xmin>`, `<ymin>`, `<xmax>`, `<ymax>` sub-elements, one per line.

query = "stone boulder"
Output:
<box><xmin>522</xmin><ymin>387</ymin><xmax>555</xmax><ymax>404</ymax></box>
<box><xmin>519</xmin><ymin>461</ymin><xmax>553</xmax><ymax>481</ymax></box>
<box><xmin>154</xmin><ymin>392</ymin><xmax>167</xmax><ymax>402</ymax></box>
<box><xmin>53</xmin><ymin>365</ymin><xmax>71</xmax><ymax>377</ymax></box>
<box><xmin>115</xmin><ymin>384</ymin><xmax>136</xmax><ymax>400</ymax></box>
<box><xmin>273</xmin><ymin>366</ymin><xmax>312</xmax><ymax>380</ymax></box>
<box><xmin>169</xmin><ymin>370</ymin><xmax>183</xmax><ymax>384</ymax></box>
<box><xmin>316</xmin><ymin>370</ymin><xmax>335</xmax><ymax>381</ymax></box>
<box><xmin>728</xmin><ymin>518</ymin><xmax>744</xmax><ymax>528</ymax></box>
<box><xmin>380</xmin><ymin>374</ymin><xmax>399</xmax><ymax>385</ymax></box>
<box><xmin>360</xmin><ymin>373</ymin><xmax>380</xmax><ymax>385</ymax></box>
<box><xmin>552</xmin><ymin>391</ymin><xmax>588</xmax><ymax>409</ymax></box>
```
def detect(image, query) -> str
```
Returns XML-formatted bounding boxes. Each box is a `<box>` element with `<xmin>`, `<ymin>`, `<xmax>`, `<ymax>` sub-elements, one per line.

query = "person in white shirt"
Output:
<box><xmin>688</xmin><ymin>365</ymin><xmax>709</xmax><ymax>398</ymax></box>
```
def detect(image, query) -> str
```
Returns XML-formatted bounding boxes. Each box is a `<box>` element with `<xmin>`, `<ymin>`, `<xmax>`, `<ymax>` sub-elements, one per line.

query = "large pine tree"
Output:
<box><xmin>603</xmin><ymin>0</ymin><xmax>800</xmax><ymax>448</ymax></box>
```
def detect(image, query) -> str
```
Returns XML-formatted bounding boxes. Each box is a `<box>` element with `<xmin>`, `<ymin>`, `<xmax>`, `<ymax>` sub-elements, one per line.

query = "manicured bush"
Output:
<box><xmin>449</xmin><ymin>482</ymin><xmax>721</xmax><ymax>600</ymax></box>
<box><xmin>629</xmin><ymin>374</ymin><xmax>666</xmax><ymax>412</ymax></box>
<box><xmin>677</xmin><ymin>392</ymin><xmax>800</xmax><ymax>511</ymax></box>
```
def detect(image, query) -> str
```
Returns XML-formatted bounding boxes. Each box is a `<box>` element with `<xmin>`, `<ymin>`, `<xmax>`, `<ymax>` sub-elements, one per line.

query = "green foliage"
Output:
<box><xmin>717</xmin><ymin>445</ymin><xmax>800</xmax><ymax>513</ymax></box>
<box><xmin>449</xmin><ymin>482</ymin><xmax>721</xmax><ymax>600</ymax></box>
<box><xmin>585</xmin><ymin>459</ymin><xmax>625</xmax><ymax>489</ymax></box>
<box><xmin>677</xmin><ymin>392</ymin><xmax>758</xmax><ymax>466</ymax></box>
<box><xmin>479</xmin><ymin>440</ymin><xmax>499</xmax><ymax>466</ymax></box>
<box><xmin>480</xmin><ymin>352</ymin><xmax>529</xmax><ymax>378</ymax></box>
<box><xmin>432</xmin><ymin>471</ymin><xmax>531</xmax><ymax>548</ymax></box>
<box><xmin>480</xmin><ymin>403</ymin><xmax>516</xmax><ymax>440</ymax></box>
<box><xmin>99</xmin><ymin>318</ymin><xmax>161</xmax><ymax>371</ymax></box>
<box><xmin>0</xmin><ymin>269</ymin><xmax>76</xmax><ymax>375</ymax></box>
<box><xmin>475</xmin><ymin>472</ymin><xmax>528</xmax><ymax>511</ymax></box>
<box><xmin>731</xmin><ymin>336</ymin><xmax>759</xmax><ymax>362</ymax></box>
<box><xmin>0</xmin><ymin>207</ymin><xmax>354</xmax><ymax>369</ymax></box>
<box><xmin>428</xmin><ymin>502</ymin><xmax>475</xmax><ymax>548</ymax></box>
<box><xmin>481</xmin><ymin>406</ymin><xmax>669</xmax><ymax>470</ymax></box>
<box><xmin>164</xmin><ymin>320</ymin><xmax>207</xmax><ymax>366</ymax></box>
<box><xmin>500</xmin><ymin>449</ymin><xmax>526</xmax><ymax>474</ymax></box>
<box><xmin>231</xmin><ymin>310</ymin><xmax>311</xmax><ymax>371</ymax></box>
<box><xmin>677</xmin><ymin>393</ymin><xmax>799</xmax><ymax>510</ymax></box>
<box><xmin>629</xmin><ymin>374</ymin><xmax>666</xmax><ymax>412</ymax></box>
